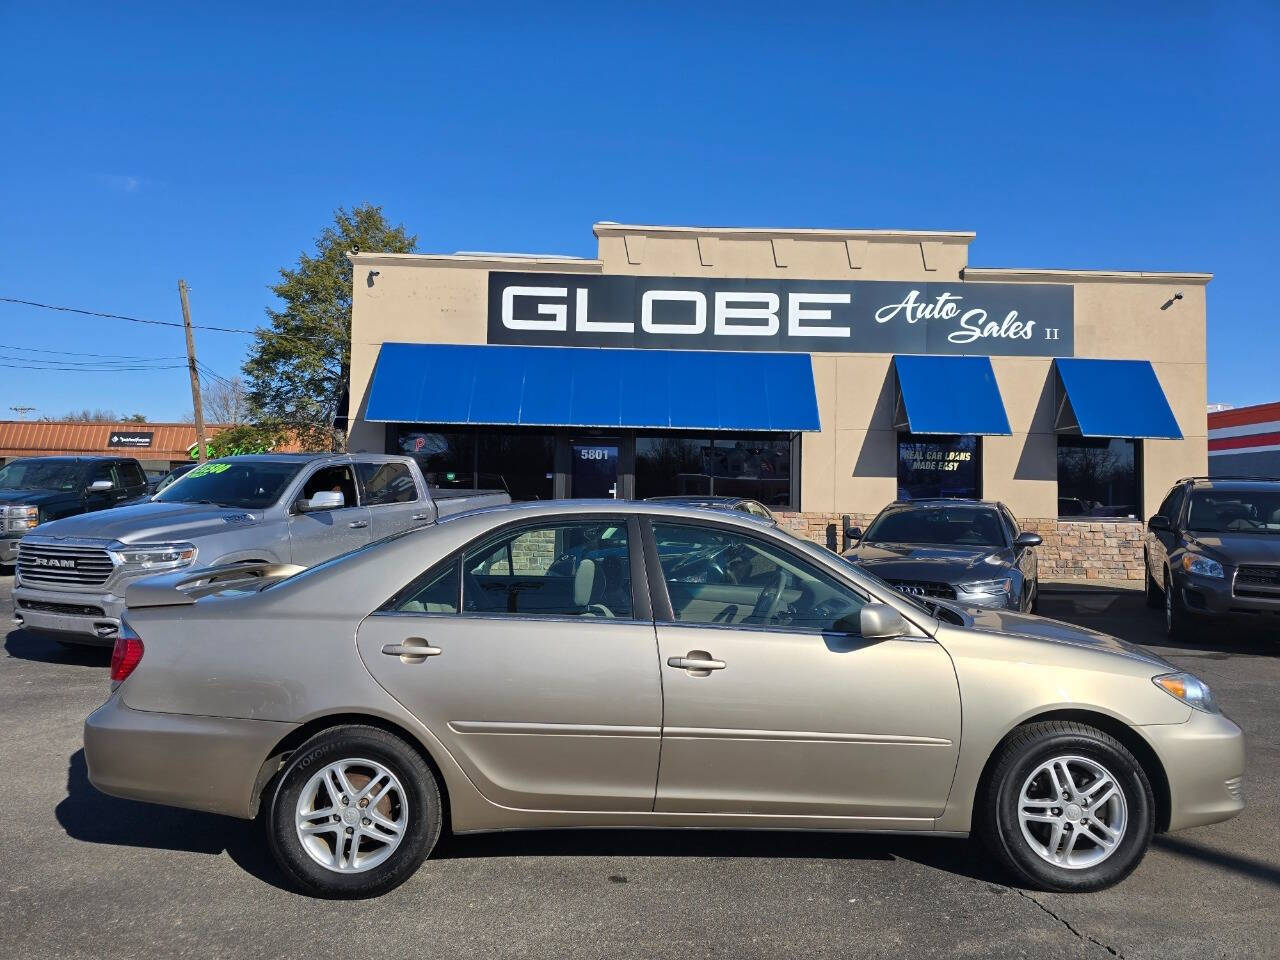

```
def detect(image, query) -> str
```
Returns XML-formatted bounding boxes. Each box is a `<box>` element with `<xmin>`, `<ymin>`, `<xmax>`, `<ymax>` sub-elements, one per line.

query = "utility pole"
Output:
<box><xmin>178</xmin><ymin>279</ymin><xmax>207</xmax><ymax>462</ymax></box>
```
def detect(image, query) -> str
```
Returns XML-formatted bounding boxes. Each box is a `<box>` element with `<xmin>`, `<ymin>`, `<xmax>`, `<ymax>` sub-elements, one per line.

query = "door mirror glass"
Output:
<box><xmin>1014</xmin><ymin>532</ymin><xmax>1042</xmax><ymax>548</ymax></box>
<box><xmin>859</xmin><ymin>603</ymin><xmax>909</xmax><ymax>640</ymax></box>
<box><xmin>298</xmin><ymin>490</ymin><xmax>345</xmax><ymax>512</ymax></box>
<box><xmin>87</xmin><ymin>479</ymin><xmax>114</xmax><ymax>492</ymax></box>
<box><xmin>1148</xmin><ymin>515</ymin><xmax>1171</xmax><ymax>531</ymax></box>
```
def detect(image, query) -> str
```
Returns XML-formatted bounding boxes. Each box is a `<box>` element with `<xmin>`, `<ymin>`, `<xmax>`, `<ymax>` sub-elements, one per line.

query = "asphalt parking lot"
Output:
<box><xmin>0</xmin><ymin>574</ymin><xmax>1276</xmax><ymax>960</ymax></box>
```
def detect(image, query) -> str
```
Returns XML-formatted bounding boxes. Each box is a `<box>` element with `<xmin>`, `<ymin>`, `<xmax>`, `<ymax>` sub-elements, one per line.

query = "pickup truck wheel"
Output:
<box><xmin>980</xmin><ymin>721</ymin><xmax>1154</xmax><ymax>892</ymax></box>
<box><xmin>267</xmin><ymin>725</ymin><xmax>442</xmax><ymax>898</ymax></box>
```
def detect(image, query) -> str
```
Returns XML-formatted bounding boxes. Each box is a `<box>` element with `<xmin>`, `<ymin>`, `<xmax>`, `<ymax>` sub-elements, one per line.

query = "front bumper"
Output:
<box><xmin>1141</xmin><ymin>708</ymin><xmax>1246</xmax><ymax>832</ymax></box>
<box><xmin>1173</xmin><ymin>568</ymin><xmax>1280</xmax><ymax>628</ymax></box>
<box><xmin>12</xmin><ymin>583</ymin><xmax>125</xmax><ymax>645</ymax></box>
<box><xmin>84</xmin><ymin>694</ymin><xmax>296</xmax><ymax>819</ymax></box>
<box><xmin>0</xmin><ymin>537</ymin><xmax>19</xmax><ymax>565</ymax></box>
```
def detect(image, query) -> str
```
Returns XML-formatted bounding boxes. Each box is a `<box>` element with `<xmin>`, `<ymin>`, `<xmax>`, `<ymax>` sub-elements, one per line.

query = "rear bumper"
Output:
<box><xmin>84</xmin><ymin>694</ymin><xmax>296</xmax><ymax>819</ymax></box>
<box><xmin>1141</xmin><ymin>709</ymin><xmax>1246</xmax><ymax>832</ymax></box>
<box><xmin>12</xmin><ymin>584</ymin><xmax>124</xmax><ymax>644</ymax></box>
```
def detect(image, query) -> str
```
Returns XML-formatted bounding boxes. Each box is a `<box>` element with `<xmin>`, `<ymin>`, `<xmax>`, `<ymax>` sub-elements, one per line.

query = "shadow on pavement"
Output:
<box><xmin>1154</xmin><ymin>835</ymin><xmax>1280</xmax><ymax>888</ymax></box>
<box><xmin>436</xmin><ymin>827</ymin><xmax>1006</xmax><ymax>885</ymax></box>
<box><xmin>4</xmin><ymin>628</ymin><xmax>112</xmax><ymax>666</ymax></box>
<box><xmin>55</xmin><ymin>749</ymin><xmax>292</xmax><ymax>892</ymax></box>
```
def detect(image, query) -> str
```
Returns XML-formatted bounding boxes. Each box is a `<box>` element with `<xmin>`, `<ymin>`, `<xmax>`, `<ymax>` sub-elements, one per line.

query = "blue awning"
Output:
<box><xmin>364</xmin><ymin>343</ymin><xmax>821</xmax><ymax>431</ymax></box>
<box><xmin>1054</xmin><ymin>358</ymin><xmax>1182</xmax><ymax>439</ymax></box>
<box><xmin>892</xmin><ymin>355</ymin><xmax>1012</xmax><ymax>435</ymax></box>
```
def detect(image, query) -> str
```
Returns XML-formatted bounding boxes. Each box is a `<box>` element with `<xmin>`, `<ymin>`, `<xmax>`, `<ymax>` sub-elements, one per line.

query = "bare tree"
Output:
<box><xmin>201</xmin><ymin>377</ymin><xmax>250</xmax><ymax>426</ymax></box>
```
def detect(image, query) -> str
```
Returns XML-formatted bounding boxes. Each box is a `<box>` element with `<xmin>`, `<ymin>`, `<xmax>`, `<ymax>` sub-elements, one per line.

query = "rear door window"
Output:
<box><xmin>356</xmin><ymin>461</ymin><xmax>418</xmax><ymax>506</ymax></box>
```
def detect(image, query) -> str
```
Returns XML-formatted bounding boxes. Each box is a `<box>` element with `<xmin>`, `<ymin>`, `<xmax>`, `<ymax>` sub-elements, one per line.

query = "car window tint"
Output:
<box><xmin>461</xmin><ymin>521</ymin><xmax>632</xmax><ymax>619</ymax></box>
<box><xmin>357</xmin><ymin>461</ymin><xmax>417</xmax><ymax>506</ymax></box>
<box><xmin>652</xmin><ymin>522</ymin><xmax>867</xmax><ymax>633</ymax></box>
<box><xmin>999</xmin><ymin>506</ymin><xmax>1019</xmax><ymax>541</ymax></box>
<box><xmin>302</xmin><ymin>465</ymin><xmax>359</xmax><ymax>507</ymax></box>
<box><xmin>88</xmin><ymin>462</ymin><xmax>116</xmax><ymax>486</ymax></box>
<box><xmin>1157</xmin><ymin>487</ymin><xmax>1181</xmax><ymax>521</ymax></box>
<box><xmin>393</xmin><ymin>561</ymin><xmax>459</xmax><ymax>614</ymax></box>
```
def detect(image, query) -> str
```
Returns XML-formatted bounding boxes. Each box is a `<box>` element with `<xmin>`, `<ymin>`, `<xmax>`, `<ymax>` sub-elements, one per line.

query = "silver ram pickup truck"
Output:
<box><xmin>12</xmin><ymin>453</ymin><xmax>509</xmax><ymax>645</ymax></box>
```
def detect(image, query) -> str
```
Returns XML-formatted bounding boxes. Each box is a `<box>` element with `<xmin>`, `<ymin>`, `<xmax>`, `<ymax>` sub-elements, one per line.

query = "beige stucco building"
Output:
<box><xmin>347</xmin><ymin>222</ymin><xmax>1209</xmax><ymax>579</ymax></box>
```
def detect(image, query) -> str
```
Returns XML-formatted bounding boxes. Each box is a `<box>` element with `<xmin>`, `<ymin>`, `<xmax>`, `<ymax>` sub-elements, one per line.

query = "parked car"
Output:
<box><xmin>85</xmin><ymin>500</ymin><xmax>1241</xmax><ymax>898</ymax></box>
<box><xmin>646</xmin><ymin>495</ymin><xmax>776</xmax><ymax>523</ymax></box>
<box><xmin>150</xmin><ymin>462</ymin><xmax>198</xmax><ymax>495</ymax></box>
<box><xmin>1145</xmin><ymin>476</ymin><xmax>1280</xmax><ymax>639</ymax></box>
<box><xmin>843</xmin><ymin>499</ymin><xmax>1041</xmax><ymax>611</ymax></box>
<box><xmin>0</xmin><ymin>456</ymin><xmax>149</xmax><ymax>567</ymax></box>
<box><xmin>12</xmin><ymin>453</ymin><xmax>508</xmax><ymax>645</ymax></box>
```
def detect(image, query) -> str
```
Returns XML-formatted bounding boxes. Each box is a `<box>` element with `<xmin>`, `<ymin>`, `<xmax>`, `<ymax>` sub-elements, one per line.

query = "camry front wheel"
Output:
<box><xmin>981</xmin><ymin>720</ymin><xmax>1154</xmax><ymax>892</ymax></box>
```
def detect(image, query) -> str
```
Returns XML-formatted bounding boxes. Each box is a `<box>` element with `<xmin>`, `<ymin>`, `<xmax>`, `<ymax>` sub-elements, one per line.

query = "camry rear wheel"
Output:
<box><xmin>981</xmin><ymin>721</ymin><xmax>1153</xmax><ymax>892</ymax></box>
<box><xmin>267</xmin><ymin>725</ymin><xmax>442</xmax><ymax>898</ymax></box>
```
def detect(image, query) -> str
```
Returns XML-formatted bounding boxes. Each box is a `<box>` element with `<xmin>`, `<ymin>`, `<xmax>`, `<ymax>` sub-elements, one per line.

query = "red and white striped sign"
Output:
<box><xmin>1209</xmin><ymin>402</ymin><xmax>1280</xmax><ymax>457</ymax></box>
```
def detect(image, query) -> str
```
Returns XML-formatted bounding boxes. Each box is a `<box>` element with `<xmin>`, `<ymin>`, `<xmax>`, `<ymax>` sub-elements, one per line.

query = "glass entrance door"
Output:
<box><xmin>570</xmin><ymin>441</ymin><xmax>619</xmax><ymax>498</ymax></box>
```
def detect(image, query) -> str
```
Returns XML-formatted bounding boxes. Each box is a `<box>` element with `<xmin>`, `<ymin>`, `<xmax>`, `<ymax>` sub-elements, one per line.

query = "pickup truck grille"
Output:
<box><xmin>889</xmin><ymin>579</ymin><xmax>957</xmax><ymax>600</ymax></box>
<box><xmin>17</xmin><ymin>542</ymin><xmax>115</xmax><ymax>585</ymax></box>
<box><xmin>1234</xmin><ymin>564</ymin><xmax>1280</xmax><ymax>600</ymax></box>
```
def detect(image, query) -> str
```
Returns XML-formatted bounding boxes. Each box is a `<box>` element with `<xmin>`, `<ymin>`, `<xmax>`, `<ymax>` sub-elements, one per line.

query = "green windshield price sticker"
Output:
<box><xmin>187</xmin><ymin>463</ymin><xmax>231</xmax><ymax>479</ymax></box>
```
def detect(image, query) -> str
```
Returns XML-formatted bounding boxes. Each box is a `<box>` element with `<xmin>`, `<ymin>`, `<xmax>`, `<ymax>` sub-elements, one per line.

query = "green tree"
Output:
<box><xmin>196</xmin><ymin>422</ymin><xmax>290</xmax><ymax>460</ymax></box>
<box><xmin>244</xmin><ymin>204</ymin><xmax>417</xmax><ymax>450</ymax></box>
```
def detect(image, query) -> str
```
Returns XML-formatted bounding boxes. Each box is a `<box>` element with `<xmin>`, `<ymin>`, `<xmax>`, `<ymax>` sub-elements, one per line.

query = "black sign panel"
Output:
<box><xmin>487</xmin><ymin>272</ymin><xmax>1073</xmax><ymax>356</ymax></box>
<box><xmin>107</xmin><ymin>430</ymin><xmax>153</xmax><ymax>448</ymax></box>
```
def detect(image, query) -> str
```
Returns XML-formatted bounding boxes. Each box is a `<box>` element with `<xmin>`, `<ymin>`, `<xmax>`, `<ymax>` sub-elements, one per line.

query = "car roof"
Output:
<box><xmin>647</xmin><ymin>495</ymin><xmax>742</xmax><ymax>504</ymax></box>
<box><xmin>7</xmin><ymin>455</ymin><xmax>117</xmax><ymax>464</ymax></box>
<box><xmin>442</xmin><ymin>498</ymin><xmax>777</xmax><ymax>528</ymax></box>
<box><xmin>1184</xmin><ymin>477</ymin><xmax>1280</xmax><ymax>492</ymax></box>
<box><xmin>883</xmin><ymin>498</ymin><xmax>1004</xmax><ymax>509</ymax></box>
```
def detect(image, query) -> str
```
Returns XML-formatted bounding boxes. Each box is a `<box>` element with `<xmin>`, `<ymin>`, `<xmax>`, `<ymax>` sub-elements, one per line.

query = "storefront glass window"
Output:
<box><xmin>711</xmin><ymin>438</ymin><xmax>791</xmax><ymax>507</ymax></box>
<box><xmin>635</xmin><ymin>434</ymin><xmax>794</xmax><ymax>507</ymax></box>
<box><xmin>897</xmin><ymin>434</ymin><xmax>980</xmax><ymax>501</ymax></box>
<box><xmin>479</xmin><ymin>432</ymin><xmax>554</xmax><ymax>501</ymax></box>
<box><xmin>396</xmin><ymin>430</ymin><xmax>475</xmax><ymax>489</ymax></box>
<box><xmin>1057</xmin><ymin>437</ymin><xmax>1139</xmax><ymax>519</ymax></box>
<box><xmin>635</xmin><ymin>437</ymin><xmax>713</xmax><ymax>498</ymax></box>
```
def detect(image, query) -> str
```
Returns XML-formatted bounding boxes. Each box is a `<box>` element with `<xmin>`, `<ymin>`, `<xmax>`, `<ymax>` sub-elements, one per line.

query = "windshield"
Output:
<box><xmin>863</xmin><ymin>505</ymin><xmax>1006</xmax><ymax>548</ymax></box>
<box><xmin>154</xmin><ymin>460</ymin><xmax>303</xmax><ymax>509</ymax></box>
<box><xmin>0</xmin><ymin>460</ymin><xmax>83</xmax><ymax>492</ymax></box>
<box><xmin>1187</xmin><ymin>490</ymin><xmax>1280</xmax><ymax>534</ymax></box>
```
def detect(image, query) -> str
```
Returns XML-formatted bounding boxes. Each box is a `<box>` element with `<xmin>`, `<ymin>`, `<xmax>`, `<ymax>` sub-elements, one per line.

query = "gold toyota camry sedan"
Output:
<box><xmin>83</xmin><ymin>500</ymin><xmax>1244</xmax><ymax>898</ymax></box>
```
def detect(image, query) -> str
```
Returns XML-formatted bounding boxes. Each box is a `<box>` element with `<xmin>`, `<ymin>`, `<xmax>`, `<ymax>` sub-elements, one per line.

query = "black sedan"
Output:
<box><xmin>645</xmin><ymin>495</ymin><xmax>776</xmax><ymax>523</ymax></box>
<box><xmin>843</xmin><ymin>499</ymin><xmax>1041</xmax><ymax>611</ymax></box>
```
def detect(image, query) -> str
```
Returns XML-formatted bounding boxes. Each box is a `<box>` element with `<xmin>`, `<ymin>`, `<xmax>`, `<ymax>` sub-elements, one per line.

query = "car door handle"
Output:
<box><xmin>411</xmin><ymin>513</ymin><xmax>430</xmax><ymax>521</ymax></box>
<box><xmin>667</xmin><ymin>652</ymin><xmax>726</xmax><ymax>672</ymax></box>
<box><xmin>349</xmin><ymin>520</ymin><xmax>369</xmax><ymax>529</ymax></box>
<box><xmin>382</xmin><ymin>641</ymin><xmax>442</xmax><ymax>660</ymax></box>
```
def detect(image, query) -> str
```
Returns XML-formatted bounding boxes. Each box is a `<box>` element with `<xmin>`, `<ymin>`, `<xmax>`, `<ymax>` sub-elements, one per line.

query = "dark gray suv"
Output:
<box><xmin>1145</xmin><ymin>477</ymin><xmax>1280</xmax><ymax>639</ymax></box>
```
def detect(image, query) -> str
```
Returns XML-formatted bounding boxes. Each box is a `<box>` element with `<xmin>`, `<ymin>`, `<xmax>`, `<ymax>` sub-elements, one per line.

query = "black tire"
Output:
<box><xmin>266</xmin><ymin>725</ymin><xmax>442</xmax><ymax>898</ymax></box>
<box><xmin>1163</xmin><ymin>568</ymin><xmax>1198</xmax><ymax>642</ymax></box>
<box><xmin>979</xmin><ymin>720</ymin><xmax>1154</xmax><ymax>892</ymax></box>
<box><xmin>1144</xmin><ymin>552</ymin><xmax>1162</xmax><ymax>609</ymax></box>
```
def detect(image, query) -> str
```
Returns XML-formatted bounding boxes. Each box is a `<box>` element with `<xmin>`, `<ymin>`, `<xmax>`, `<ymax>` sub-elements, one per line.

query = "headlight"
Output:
<box><xmin>112</xmin><ymin>543</ymin><xmax>197</xmax><ymax>571</ymax></box>
<box><xmin>1154</xmin><ymin>672</ymin><xmax>1220</xmax><ymax>714</ymax></box>
<box><xmin>6</xmin><ymin>505</ymin><xmax>40</xmax><ymax>531</ymax></box>
<box><xmin>962</xmin><ymin>577</ymin><xmax>1012</xmax><ymax>595</ymax></box>
<box><xmin>1182</xmin><ymin>553</ymin><xmax>1224</xmax><ymax>579</ymax></box>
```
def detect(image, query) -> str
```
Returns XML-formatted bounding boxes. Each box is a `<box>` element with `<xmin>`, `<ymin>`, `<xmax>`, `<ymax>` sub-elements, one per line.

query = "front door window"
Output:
<box><xmin>571</xmin><ymin>441</ymin><xmax>619</xmax><ymax>498</ymax></box>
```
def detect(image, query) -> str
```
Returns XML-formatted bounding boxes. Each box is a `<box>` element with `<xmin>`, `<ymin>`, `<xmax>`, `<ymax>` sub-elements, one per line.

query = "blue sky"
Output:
<box><xmin>1</xmin><ymin>1</ymin><xmax>1276</xmax><ymax>421</ymax></box>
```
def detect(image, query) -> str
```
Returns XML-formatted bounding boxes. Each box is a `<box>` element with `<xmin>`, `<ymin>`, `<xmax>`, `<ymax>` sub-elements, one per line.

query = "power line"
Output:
<box><xmin>0</xmin><ymin>353</ymin><xmax>186</xmax><ymax>368</ymax></box>
<box><xmin>0</xmin><ymin>296</ymin><xmax>332</xmax><ymax>343</ymax></box>
<box><xmin>0</xmin><ymin>361</ymin><xmax>190</xmax><ymax>372</ymax></box>
<box><xmin>0</xmin><ymin>343</ymin><xmax>186</xmax><ymax>360</ymax></box>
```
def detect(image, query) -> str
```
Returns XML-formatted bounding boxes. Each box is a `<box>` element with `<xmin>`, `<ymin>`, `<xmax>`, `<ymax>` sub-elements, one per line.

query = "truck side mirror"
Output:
<box><xmin>87</xmin><ymin>479</ymin><xmax>114</xmax><ymax>492</ymax></box>
<box><xmin>298</xmin><ymin>490</ymin><xmax>345</xmax><ymax>512</ymax></box>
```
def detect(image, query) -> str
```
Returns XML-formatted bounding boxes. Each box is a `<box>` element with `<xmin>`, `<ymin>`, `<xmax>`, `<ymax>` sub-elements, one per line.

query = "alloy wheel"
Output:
<box><xmin>294</xmin><ymin>757</ymin><xmax>409</xmax><ymax>873</ymax></box>
<box><xmin>1017</xmin><ymin>754</ymin><xmax>1128</xmax><ymax>869</ymax></box>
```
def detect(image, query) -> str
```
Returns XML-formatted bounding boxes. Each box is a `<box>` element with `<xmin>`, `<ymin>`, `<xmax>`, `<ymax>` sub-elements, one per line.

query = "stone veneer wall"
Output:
<box><xmin>774</xmin><ymin>513</ymin><xmax>1145</xmax><ymax>581</ymax></box>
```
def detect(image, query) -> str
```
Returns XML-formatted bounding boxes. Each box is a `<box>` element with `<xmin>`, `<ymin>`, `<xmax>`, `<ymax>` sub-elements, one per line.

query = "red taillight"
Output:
<box><xmin>110</xmin><ymin>627</ymin><xmax>144</xmax><ymax>683</ymax></box>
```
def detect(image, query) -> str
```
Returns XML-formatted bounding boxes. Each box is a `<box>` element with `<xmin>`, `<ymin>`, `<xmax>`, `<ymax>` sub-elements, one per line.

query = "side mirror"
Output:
<box><xmin>1148</xmin><ymin>515</ymin><xmax>1171</xmax><ymax>531</ymax></box>
<box><xmin>1014</xmin><ymin>532</ymin><xmax>1042</xmax><ymax>548</ymax></box>
<box><xmin>87</xmin><ymin>479</ymin><xmax>114</xmax><ymax>492</ymax></box>
<box><xmin>859</xmin><ymin>602</ymin><xmax>909</xmax><ymax>640</ymax></box>
<box><xmin>297</xmin><ymin>490</ymin><xmax>345</xmax><ymax>512</ymax></box>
